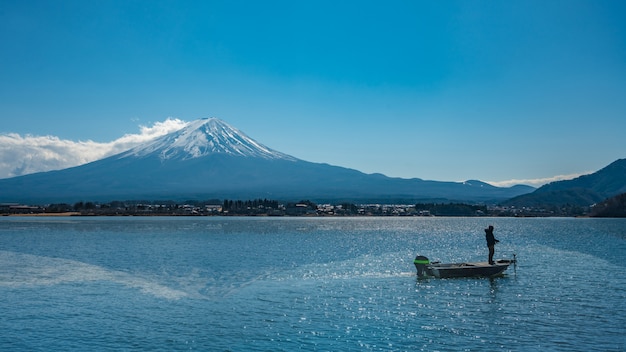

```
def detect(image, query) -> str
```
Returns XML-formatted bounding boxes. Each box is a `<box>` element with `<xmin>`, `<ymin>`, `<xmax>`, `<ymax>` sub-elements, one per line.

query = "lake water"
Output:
<box><xmin>0</xmin><ymin>216</ymin><xmax>624</xmax><ymax>351</ymax></box>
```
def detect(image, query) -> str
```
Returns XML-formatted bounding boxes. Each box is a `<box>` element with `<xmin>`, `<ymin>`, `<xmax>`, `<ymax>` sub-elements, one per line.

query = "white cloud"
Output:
<box><xmin>486</xmin><ymin>172</ymin><xmax>588</xmax><ymax>188</ymax></box>
<box><xmin>0</xmin><ymin>118</ymin><xmax>188</xmax><ymax>179</ymax></box>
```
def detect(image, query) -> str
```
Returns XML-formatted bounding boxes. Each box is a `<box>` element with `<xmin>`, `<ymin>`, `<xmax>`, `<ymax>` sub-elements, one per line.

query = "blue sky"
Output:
<box><xmin>1</xmin><ymin>0</ymin><xmax>625</xmax><ymax>186</ymax></box>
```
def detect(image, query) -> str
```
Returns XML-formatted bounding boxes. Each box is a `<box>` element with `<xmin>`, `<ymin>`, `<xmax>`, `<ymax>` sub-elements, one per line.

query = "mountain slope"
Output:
<box><xmin>502</xmin><ymin>158</ymin><xmax>626</xmax><ymax>207</ymax></box>
<box><xmin>0</xmin><ymin>118</ymin><xmax>534</xmax><ymax>204</ymax></box>
<box><xmin>589</xmin><ymin>192</ymin><xmax>626</xmax><ymax>217</ymax></box>
<box><xmin>120</xmin><ymin>118</ymin><xmax>296</xmax><ymax>161</ymax></box>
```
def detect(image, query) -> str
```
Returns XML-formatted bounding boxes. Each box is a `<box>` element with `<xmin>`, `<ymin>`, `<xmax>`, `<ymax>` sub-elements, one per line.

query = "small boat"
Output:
<box><xmin>414</xmin><ymin>255</ymin><xmax>516</xmax><ymax>279</ymax></box>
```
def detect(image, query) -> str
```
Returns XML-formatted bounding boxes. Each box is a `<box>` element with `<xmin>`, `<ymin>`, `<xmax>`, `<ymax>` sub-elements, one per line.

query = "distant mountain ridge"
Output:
<box><xmin>0</xmin><ymin>118</ymin><xmax>534</xmax><ymax>204</ymax></box>
<box><xmin>502</xmin><ymin>158</ymin><xmax>626</xmax><ymax>207</ymax></box>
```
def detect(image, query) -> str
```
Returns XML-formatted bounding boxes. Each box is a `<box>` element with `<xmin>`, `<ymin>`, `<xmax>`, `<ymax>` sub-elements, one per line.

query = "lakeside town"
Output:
<box><xmin>1</xmin><ymin>199</ymin><xmax>591</xmax><ymax>217</ymax></box>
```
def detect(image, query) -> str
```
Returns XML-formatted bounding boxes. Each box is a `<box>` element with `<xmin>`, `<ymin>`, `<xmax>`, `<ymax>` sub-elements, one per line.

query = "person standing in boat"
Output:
<box><xmin>485</xmin><ymin>225</ymin><xmax>499</xmax><ymax>265</ymax></box>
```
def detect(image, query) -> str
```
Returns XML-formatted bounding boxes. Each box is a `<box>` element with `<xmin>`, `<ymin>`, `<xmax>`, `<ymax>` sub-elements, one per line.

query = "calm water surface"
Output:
<box><xmin>1</xmin><ymin>217</ymin><xmax>625</xmax><ymax>351</ymax></box>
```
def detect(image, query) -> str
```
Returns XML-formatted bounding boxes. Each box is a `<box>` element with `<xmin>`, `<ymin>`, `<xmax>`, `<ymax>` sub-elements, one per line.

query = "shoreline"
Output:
<box><xmin>3</xmin><ymin>212</ymin><xmax>81</xmax><ymax>217</ymax></box>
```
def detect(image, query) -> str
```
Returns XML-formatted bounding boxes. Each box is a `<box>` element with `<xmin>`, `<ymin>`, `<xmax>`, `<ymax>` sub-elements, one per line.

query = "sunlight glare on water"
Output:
<box><xmin>0</xmin><ymin>217</ymin><xmax>624</xmax><ymax>351</ymax></box>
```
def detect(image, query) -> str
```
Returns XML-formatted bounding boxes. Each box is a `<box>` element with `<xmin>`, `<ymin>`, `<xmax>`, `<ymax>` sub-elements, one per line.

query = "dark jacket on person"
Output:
<box><xmin>485</xmin><ymin>227</ymin><xmax>498</xmax><ymax>247</ymax></box>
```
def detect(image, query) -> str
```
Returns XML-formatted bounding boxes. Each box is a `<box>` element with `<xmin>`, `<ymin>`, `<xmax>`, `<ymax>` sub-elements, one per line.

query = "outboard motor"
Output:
<box><xmin>414</xmin><ymin>255</ymin><xmax>430</xmax><ymax>277</ymax></box>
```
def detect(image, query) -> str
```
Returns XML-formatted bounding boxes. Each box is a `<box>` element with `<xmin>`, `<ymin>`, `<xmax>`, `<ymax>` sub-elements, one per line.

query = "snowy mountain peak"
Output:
<box><xmin>120</xmin><ymin>117</ymin><xmax>297</xmax><ymax>161</ymax></box>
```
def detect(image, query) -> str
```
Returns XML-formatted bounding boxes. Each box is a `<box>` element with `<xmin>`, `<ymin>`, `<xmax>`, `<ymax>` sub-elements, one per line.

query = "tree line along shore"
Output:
<box><xmin>1</xmin><ymin>198</ymin><xmax>609</xmax><ymax>217</ymax></box>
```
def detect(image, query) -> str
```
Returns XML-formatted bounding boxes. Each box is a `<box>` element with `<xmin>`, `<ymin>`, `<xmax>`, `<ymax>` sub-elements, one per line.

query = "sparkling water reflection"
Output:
<box><xmin>0</xmin><ymin>217</ymin><xmax>625</xmax><ymax>351</ymax></box>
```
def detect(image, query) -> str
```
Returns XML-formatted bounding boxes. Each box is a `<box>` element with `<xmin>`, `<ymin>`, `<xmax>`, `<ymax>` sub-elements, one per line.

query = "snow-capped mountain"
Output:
<box><xmin>0</xmin><ymin>118</ymin><xmax>535</xmax><ymax>203</ymax></box>
<box><xmin>120</xmin><ymin>118</ymin><xmax>296</xmax><ymax>161</ymax></box>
